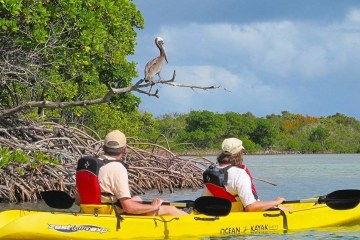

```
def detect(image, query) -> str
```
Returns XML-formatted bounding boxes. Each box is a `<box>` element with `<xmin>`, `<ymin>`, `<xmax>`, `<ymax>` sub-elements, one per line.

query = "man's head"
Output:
<box><xmin>103</xmin><ymin>130</ymin><xmax>127</xmax><ymax>156</ymax></box>
<box><xmin>217</xmin><ymin>138</ymin><xmax>245</xmax><ymax>165</ymax></box>
<box><xmin>221</xmin><ymin>138</ymin><xmax>245</xmax><ymax>155</ymax></box>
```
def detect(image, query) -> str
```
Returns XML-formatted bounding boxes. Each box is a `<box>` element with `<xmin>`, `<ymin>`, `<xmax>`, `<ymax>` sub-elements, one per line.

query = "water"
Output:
<box><xmin>1</xmin><ymin>154</ymin><xmax>360</xmax><ymax>239</ymax></box>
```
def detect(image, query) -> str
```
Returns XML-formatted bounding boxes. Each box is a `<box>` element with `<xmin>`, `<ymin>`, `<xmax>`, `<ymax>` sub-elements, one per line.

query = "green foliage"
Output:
<box><xmin>0</xmin><ymin>0</ymin><xmax>162</xmax><ymax>144</ymax></box>
<box><xmin>241</xmin><ymin>136</ymin><xmax>261</xmax><ymax>153</ymax></box>
<box><xmin>153</xmin><ymin>111</ymin><xmax>360</xmax><ymax>154</ymax></box>
<box><xmin>178</xmin><ymin>110</ymin><xmax>225</xmax><ymax>148</ymax></box>
<box><xmin>31</xmin><ymin>151</ymin><xmax>59</xmax><ymax>166</ymax></box>
<box><xmin>223</xmin><ymin>111</ymin><xmax>256</xmax><ymax>137</ymax></box>
<box><xmin>0</xmin><ymin>147</ymin><xmax>14</xmax><ymax>167</ymax></box>
<box><xmin>1</xmin><ymin>0</ymin><xmax>144</xmax><ymax>124</ymax></box>
<box><xmin>156</xmin><ymin>113</ymin><xmax>186</xmax><ymax>139</ymax></box>
<box><xmin>309</xmin><ymin>126</ymin><xmax>329</xmax><ymax>146</ymax></box>
<box><xmin>0</xmin><ymin>147</ymin><xmax>29</xmax><ymax>167</ymax></box>
<box><xmin>250</xmin><ymin>118</ymin><xmax>279</xmax><ymax>149</ymax></box>
<box><xmin>278</xmin><ymin>134</ymin><xmax>302</xmax><ymax>152</ymax></box>
<box><xmin>75</xmin><ymin>103</ymin><xmax>159</xmax><ymax>141</ymax></box>
<box><xmin>0</xmin><ymin>147</ymin><xmax>59</xmax><ymax>168</ymax></box>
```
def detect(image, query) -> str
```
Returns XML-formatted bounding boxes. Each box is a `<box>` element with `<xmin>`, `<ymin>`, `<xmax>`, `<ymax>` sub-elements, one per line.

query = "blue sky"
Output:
<box><xmin>130</xmin><ymin>0</ymin><xmax>360</xmax><ymax>120</ymax></box>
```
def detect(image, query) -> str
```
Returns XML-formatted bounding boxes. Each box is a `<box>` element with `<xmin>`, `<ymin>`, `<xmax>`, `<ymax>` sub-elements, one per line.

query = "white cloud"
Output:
<box><xmin>168</xmin><ymin>65</ymin><xmax>241</xmax><ymax>87</ymax></box>
<box><xmin>139</xmin><ymin>64</ymin><xmax>297</xmax><ymax>116</ymax></box>
<box><xmin>136</xmin><ymin>7</ymin><xmax>360</xmax><ymax>119</ymax></box>
<box><xmin>154</xmin><ymin>65</ymin><xmax>243</xmax><ymax>112</ymax></box>
<box><xmin>345</xmin><ymin>8</ymin><xmax>360</xmax><ymax>23</ymax></box>
<box><xmin>159</xmin><ymin>12</ymin><xmax>360</xmax><ymax>82</ymax></box>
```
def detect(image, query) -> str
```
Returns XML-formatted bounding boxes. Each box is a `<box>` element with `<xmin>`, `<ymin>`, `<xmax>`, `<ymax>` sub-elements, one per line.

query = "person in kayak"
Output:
<box><xmin>202</xmin><ymin>137</ymin><xmax>285</xmax><ymax>212</ymax></box>
<box><xmin>75</xmin><ymin>129</ymin><xmax>188</xmax><ymax>216</ymax></box>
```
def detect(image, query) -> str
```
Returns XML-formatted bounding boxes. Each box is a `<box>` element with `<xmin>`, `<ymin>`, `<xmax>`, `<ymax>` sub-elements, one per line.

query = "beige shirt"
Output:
<box><xmin>98</xmin><ymin>156</ymin><xmax>131</xmax><ymax>201</ymax></box>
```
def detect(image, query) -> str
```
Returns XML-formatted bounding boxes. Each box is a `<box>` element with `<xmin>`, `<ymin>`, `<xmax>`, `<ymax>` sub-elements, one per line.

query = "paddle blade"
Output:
<box><xmin>326</xmin><ymin>199</ymin><xmax>359</xmax><ymax>210</ymax></box>
<box><xmin>194</xmin><ymin>196</ymin><xmax>232</xmax><ymax>216</ymax></box>
<box><xmin>322</xmin><ymin>189</ymin><xmax>360</xmax><ymax>210</ymax></box>
<box><xmin>40</xmin><ymin>190</ymin><xmax>75</xmax><ymax>209</ymax></box>
<box><xmin>326</xmin><ymin>189</ymin><xmax>360</xmax><ymax>199</ymax></box>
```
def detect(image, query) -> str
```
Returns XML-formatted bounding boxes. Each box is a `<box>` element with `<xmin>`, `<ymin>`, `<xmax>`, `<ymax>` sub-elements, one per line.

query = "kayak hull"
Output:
<box><xmin>0</xmin><ymin>202</ymin><xmax>359</xmax><ymax>239</ymax></box>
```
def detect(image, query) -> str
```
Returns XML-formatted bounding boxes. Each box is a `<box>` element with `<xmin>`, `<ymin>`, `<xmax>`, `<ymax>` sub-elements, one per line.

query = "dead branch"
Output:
<box><xmin>0</xmin><ymin>70</ymin><xmax>219</xmax><ymax>117</ymax></box>
<box><xmin>0</xmin><ymin>121</ymin><xmax>211</xmax><ymax>202</ymax></box>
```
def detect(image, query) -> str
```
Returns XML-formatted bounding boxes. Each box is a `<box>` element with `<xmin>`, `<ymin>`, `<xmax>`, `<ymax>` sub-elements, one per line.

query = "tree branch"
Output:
<box><xmin>0</xmin><ymin>70</ymin><xmax>221</xmax><ymax>117</ymax></box>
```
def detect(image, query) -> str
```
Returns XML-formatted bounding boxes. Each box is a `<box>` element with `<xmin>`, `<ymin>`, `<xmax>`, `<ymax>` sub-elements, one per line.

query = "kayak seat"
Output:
<box><xmin>80</xmin><ymin>204</ymin><xmax>114</xmax><ymax>215</ymax></box>
<box><xmin>76</xmin><ymin>157</ymin><xmax>104</xmax><ymax>204</ymax></box>
<box><xmin>76</xmin><ymin>157</ymin><xmax>121</xmax><ymax>216</ymax></box>
<box><xmin>205</xmin><ymin>183</ymin><xmax>244</xmax><ymax>212</ymax></box>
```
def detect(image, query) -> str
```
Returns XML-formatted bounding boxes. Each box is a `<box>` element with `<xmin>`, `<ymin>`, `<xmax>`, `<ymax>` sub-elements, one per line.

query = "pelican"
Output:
<box><xmin>144</xmin><ymin>37</ymin><xmax>168</xmax><ymax>83</ymax></box>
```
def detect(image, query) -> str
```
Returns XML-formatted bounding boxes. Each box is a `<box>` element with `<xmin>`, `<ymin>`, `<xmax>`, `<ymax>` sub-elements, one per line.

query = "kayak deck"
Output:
<box><xmin>0</xmin><ymin>202</ymin><xmax>359</xmax><ymax>239</ymax></box>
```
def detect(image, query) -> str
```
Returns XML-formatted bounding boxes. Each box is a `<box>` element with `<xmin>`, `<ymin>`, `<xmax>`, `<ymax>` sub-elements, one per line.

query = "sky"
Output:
<box><xmin>130</xmin><ymin>0</ymin><xmax>360</xmax><ymax>120</ymax></box>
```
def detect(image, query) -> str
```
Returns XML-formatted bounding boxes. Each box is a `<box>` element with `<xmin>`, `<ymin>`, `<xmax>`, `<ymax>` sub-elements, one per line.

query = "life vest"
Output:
<box><xmin>76</xmin><ymin>156</ymin><xmax>125</xmax><ymax>204</ymax></box>
<box><xmin>203</xmin><ymin>164</ymin><xmax>258</xmax><ymax>202</ymax></box>
<box><xmin>240</xmin><ymin>164</ymin><xmax>259</xmax><ymax>200</ymax></box>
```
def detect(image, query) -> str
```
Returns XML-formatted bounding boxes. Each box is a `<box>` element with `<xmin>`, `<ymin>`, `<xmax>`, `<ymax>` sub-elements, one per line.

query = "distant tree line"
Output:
<box><xmin>152</xmin><ymin>111</ymin><xmax>360</xmax><ymax>154</ymax></box>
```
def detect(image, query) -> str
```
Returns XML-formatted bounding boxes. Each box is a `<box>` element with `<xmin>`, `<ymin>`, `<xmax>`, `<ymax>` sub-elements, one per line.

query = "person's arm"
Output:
<box><xmin>233</xmin><ymin>169</ymin><xmax>284</xmax><ymax>211</ymax></box>
<box><xmin>244</xmin><ymin>197</ymin><xmax>285</xmax><ymax>212</ymax></box>
<box><xmin>119</xmin><ymin>197</ymin><xmax>163</xmax><ymax>215</ymax></box>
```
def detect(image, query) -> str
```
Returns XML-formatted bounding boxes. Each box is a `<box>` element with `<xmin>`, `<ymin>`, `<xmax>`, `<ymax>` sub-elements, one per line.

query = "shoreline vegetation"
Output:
<box><xmin>0</xmin><ymin>120</ymin><xmax>358</xmax><ymax>203</ymax></box>
<box><xmin>0</xmin><ymin>122</ymin><xmax>210</xmax><ymax>203</ymax></box>
<box><xmin>178</xmin><ymin>150</ymin><xmax>342</xmax><ymax>157</ymax></box>
<box><xmin>155</xmin><ymin>111</ymin><xmax>360</xmax><ymax>155</ymax></box>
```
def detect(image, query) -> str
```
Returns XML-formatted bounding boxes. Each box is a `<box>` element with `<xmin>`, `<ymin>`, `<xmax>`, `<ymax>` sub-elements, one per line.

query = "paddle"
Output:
<box><xmin>283</xmin><ymin>189</ymin><xmax>360</xmax><ymax>210</ymax></box>
<box><xmin>41</xmin><ymin>190</ymin><xmax>75</xmax><ymax>209</ymax></box>
<box><xmin>40</xmin><ymin>190</ymin><xmax>231</xmax><ymax>216</ymax></box>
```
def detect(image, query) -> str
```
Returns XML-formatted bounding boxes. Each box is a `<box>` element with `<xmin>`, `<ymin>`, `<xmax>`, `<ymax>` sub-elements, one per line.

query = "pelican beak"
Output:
<box><xmin>164</xmin><ymin>52</ymin><xmax>168</xmax><ymax>63</ymax></box>
<box><xmin>163</xmin><ymin>47</ymin><xmax>168</xmax><ymax>63</ymax></box>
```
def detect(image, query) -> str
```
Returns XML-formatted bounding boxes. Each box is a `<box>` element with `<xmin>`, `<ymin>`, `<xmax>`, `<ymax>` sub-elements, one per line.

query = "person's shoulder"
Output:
<box><xmin>227</xmin><ymin>166</ymin><xmax>246</xmax><ymax>174</ymax></box>
<box><xmin>107</xmin><ymin>161</ymin><xmax>125</xmax><ymax>167</ymax></box>
<box><xmin>101</xmin><ymin>160</ymin><xmax>126</xmax><ymax>171</ymax></box>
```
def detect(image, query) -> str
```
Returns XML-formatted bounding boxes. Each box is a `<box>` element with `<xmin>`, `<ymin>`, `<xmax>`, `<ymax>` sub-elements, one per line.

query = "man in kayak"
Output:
<box><xmin>202</xmin><ymin>137</ymin><xmax>285</xmax><ymax>212</ymax></box>
<box><xmin>75</xmin><ymin>129</ymin><xmax>188</xmax><ymax>216</ymax></box>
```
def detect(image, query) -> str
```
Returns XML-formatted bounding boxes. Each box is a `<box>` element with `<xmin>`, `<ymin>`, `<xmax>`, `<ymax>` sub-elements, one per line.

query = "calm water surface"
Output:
<box><xmin>1</xmin><ymin>154</ymin><xmax>360</xmax><ymax>239</ymax></box>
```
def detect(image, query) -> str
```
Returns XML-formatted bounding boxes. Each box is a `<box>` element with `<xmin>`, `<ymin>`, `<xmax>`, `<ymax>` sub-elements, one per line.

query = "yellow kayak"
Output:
<box><xmin>0</xmin><ymin>200</ymin><xmax>359</xmax><ymax>239</ymax></box>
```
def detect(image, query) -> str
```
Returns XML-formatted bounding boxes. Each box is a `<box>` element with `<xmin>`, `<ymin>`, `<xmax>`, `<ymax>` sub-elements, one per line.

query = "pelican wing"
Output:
<box><xmin>144</xmin><ymin>56</ymin><xmax>164</xmax><ymax>81</ymax></box>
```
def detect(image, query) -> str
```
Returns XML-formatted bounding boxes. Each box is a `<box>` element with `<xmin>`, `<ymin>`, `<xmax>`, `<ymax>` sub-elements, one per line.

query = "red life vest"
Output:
<box><xmin>203</xmin><ymin>164</ymin><xmax>258</xmax><ymax>202</ymax></box>
<box><xmin>76</xmin><ymin>156</ymin><xmax>125</xmax><ymax>204</ymax></box>
<box><xmin>240</xmin><ymin>164</ymin><xmax>259</xmax><ymax>200</ymax></box>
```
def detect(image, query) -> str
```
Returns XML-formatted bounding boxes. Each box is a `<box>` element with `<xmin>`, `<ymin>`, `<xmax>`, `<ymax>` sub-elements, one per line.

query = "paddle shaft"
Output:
<box><xmin>282</xmin><ymin>190</ymin><xmax>360</xmax><ymax>210</ymax></box>
<box><xmin>284</xmin><ymin>198</ymin><xmax>360</xmax><ymax>204</ymax></box>
<box><xmin>284</xmin><ymin>189</ymin><xmax>360</xmax><ymax>204</ymax></box>
<box><xmin>283</xmin><ymin>198</ymin><xmax>319</xmax><ymax>204</ymax></box>
<box><xmin>253</xmin><ymin>177</ymin><xmax>277</xmax><ymax>186</ymax></box>
<box><xmin>140</xmin><ymin>201</ymin><xmax>191</xmax><ymax>208</ymax></box>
